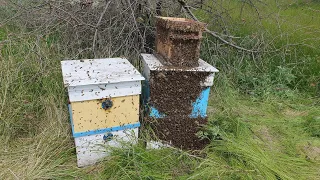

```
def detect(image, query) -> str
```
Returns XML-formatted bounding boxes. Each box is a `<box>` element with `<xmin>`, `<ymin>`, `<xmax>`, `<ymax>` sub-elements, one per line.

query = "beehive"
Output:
<box><xmin>141</xmin><ymin>54</ymin><xmax>218</xmax><ymax>150</ymax></box>
<box><xmin>155</xmin><ymin>16</ymin><xmax>206</xmax><ymax>67</ymax></box>
<box><xmin>61</xmin><ymin>58</ymin><xmax>144</xmax><ymax>167</ymax></box>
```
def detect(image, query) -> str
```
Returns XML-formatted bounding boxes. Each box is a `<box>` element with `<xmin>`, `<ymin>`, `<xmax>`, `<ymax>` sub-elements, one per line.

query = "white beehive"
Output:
<box><xmin>61</xmin><ymin>58</ymin><xmax>144</xmax><ymax>167</ymax></box>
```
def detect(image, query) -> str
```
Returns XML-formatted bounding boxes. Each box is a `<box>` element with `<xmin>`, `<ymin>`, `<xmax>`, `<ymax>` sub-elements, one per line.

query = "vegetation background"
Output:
<box><xmin>0</xmin><ymin>0</ymin><xmax>319</xmax><ymax>179</ymax></box>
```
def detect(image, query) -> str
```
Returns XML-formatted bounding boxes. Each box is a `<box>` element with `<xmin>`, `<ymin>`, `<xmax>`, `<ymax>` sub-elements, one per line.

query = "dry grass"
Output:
<box><xmin>0</xmin><ymin>0</ymin><xmax>319</xmax><ymax>179</ymax></box>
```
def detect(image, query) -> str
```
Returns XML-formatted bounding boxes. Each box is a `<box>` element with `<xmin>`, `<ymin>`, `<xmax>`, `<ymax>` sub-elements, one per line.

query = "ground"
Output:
<box><xmin>0</xmin><ymin>0</ymin><xmax>319</xmax><ymax>179</ymax></box>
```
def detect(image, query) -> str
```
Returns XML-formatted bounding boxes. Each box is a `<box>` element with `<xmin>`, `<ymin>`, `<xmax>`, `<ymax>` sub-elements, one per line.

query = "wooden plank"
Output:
<box><xmin>75</xmin><ymin>128</ymin><xmax>138</xmax><ymax>167</ymax></box>
<box><xmin>141</xmin><ymin>53</ymin><xmax>217</xmax><ymax>86</ymax></box>
<box><xmin>140</xmin><ymin>53</ymin><xmax>219</xmax><ymax>73</ymax></box>
<box><xmin>68</xmin><ymin>81</ymin><xmax>141</xmax><ymax>102</ymax></box>
<box><xmin>70</xmin><ymin>95</ymin><xmax>140</xmax><ymax>133</ymax></box>
<box><xmin>61</xmin><ymin>58</ymin><xmax>145</xmax><ymax>87</ymax></box>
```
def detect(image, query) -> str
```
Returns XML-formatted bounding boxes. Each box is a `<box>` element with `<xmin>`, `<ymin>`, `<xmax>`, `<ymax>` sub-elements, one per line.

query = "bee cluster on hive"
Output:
<box><xmin>155</xmin><ymin>16</ymin><xmax>207</xmax><ymax>67</ymax></box>
<box><xmin>141</xmin><ymin>15</ymin><xmax>218</xmax><ymax>150</ymax></box>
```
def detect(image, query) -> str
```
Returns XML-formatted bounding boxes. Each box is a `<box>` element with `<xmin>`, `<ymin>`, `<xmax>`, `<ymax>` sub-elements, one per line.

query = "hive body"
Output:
<box><xmin>70</xmin><ymin>95</ymin><xmax>139</xmax><ymax>134</ymax></box>
<box><xmin>61</xmin><ymin>58</ymin><xmax>144</xmax><ymax>167</ymax></box>
<box><xmin>155</xmin><ymin>17</ymin><xmax>206</xmax><ymax>67</ymax></box>
<box><xmin>141</xmin><ymin>54</ymin><xmax>218</xmax><ymax>150</ymax></box>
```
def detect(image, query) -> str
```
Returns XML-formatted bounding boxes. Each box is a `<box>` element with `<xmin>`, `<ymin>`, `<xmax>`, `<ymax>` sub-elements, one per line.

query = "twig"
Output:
<box><xmin>92</xmin><ymin>0</ymin><xmax>111</xmax><ymax>58</ymax></box>
<box><xmin>0</xmin><ymin>40</ymin><xmax>9</xmax><ymax>44</ymax></box>
<box><xmin>204</xmin><ymin>28</ymin><xmax>257</xmax><ymax>53</ymax></box>
<box><xmin>126</xmin><ymin>0</ymin><xmax>145</xmax><ymax>52</ymax></box>
<box><xmin>7</xmin><ymin>168</ymin><xmax>19</xmax><ymax>180</ymax></box>
<box><xmin>177</xmin><ymin>0</ymin><xmax>257</xmax><ymax>53</ymax></box>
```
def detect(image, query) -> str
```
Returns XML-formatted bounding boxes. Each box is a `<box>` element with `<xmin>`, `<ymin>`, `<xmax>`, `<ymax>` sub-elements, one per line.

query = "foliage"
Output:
<box><xmin>0</xmin><ymin>0</ymin><xmax>319</xmax><ymax>179</ymax></box>
<box><xmin>304</xmin><ymin>112</ymin><xmax>320</xmax><ymax>137</ymax></box>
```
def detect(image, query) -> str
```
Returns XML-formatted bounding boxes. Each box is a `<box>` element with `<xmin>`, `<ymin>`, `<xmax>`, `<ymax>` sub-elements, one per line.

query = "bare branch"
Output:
<box><xmin>92</xmin><ymin>0</ymin><xmax>112</xmax><ymax>58</ymax></box>
<box><xmin>126</xmin><ymin>0</ymin><xmax>145</xmax><ymax>52</ymax></box>
<box><xmin>177</xmin><ymin>0</ymin><xmax>257</xmax><ymax>53</ymax></box>
<box><xmin>0</xmin><ymin>40</ymin><xmax>9</xmax><ymax>44</ymax></box>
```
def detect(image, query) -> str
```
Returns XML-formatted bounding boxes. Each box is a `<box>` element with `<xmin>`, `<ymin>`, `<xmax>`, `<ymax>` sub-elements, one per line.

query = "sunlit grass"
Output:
<box><xmin>0</xmin><ymin>1</ymin><xmax>319</xmax><ymax>179</ymax></box>
<box><xmin>197</xmin><ymin>0</ymin><xmax>320</xmax><ymax>92</ymax></box>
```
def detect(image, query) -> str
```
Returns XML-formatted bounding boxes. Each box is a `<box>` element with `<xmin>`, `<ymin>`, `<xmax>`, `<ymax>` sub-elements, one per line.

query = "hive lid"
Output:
<box><xmin>156</xmin><ymin>16</ymin><xmax>206</xmax><ymax>32</ymax></box>
<box><xmin>61</xmin><ymin>58</ymin><xmax>145</xmax><ymax>87</ymax></box>
<box><xmin>141</xmin><ymin>54</ymin><xmax>219</xmax><ymax>73</ymax></box>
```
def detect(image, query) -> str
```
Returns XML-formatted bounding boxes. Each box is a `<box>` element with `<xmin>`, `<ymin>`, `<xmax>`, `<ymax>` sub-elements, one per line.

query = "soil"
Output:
<box><xmin>304</xmin><ymin>145</ymin><xmax>320</xmax><ymax>161</ymax></box>
<box><xmin>149</xmin><ymin>70</ymin><xmax>210</xmax><ymax>115</ymax></box>
<box><xmin>255</xmin><ymin>126</ymin><xmax>280</xmax><ymax>151</ymax></box>
<box><xmin>0</xmin><ymin>0</ymin><xmax>7</xmax><ymax>6</ymax></box>
<box><xmin>145</xmin><ymin>115</ymin><xmax>210</xmax><ymax>150</ymax></box>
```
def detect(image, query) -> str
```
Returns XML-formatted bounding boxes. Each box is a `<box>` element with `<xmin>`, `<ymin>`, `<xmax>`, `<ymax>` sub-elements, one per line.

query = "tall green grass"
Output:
<box><xmin>0</xmin><ymin>33</ymin><xmax>319</xmax><ymax>179</ymax></box>
<box><xmin>199</xmin><ymin>0</ymin><xmax>320</xmax><ymax>96</ymax></box>
<box><xmin>0</xmin><ymin>1</ymin><xmax>319</xmax><ymax>179</ymax></box>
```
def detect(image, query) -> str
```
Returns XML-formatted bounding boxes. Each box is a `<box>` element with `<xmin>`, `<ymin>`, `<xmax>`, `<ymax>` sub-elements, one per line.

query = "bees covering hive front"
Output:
<box><xmin>141</xmin><ymin>53</ymin><xmax>219</xmax><ymax>150</ymax></box>
<box><xmin>142</xmin><ymin>16</ymin><xmax>218</xmax><ymax>150</ymax></box>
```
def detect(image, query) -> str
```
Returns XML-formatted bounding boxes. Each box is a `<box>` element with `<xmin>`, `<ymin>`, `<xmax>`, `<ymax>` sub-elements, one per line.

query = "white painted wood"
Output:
<box><xmin>75</xmin><ymin>128</ymin><xmax>138</xmax><ymax>167</ymax></box>
<box><xmin>68</xmin><ymin>81</ymin><xmax>141</xmax><ymax>102</ymax></box>
<box><xmin>201</xmin><ymin>73</ymin><xmax>215</xmax><ymax>87</ymax></box>
<box><xmin>141</xmin><ymin>53</ymin><xmax>218</xmax><ymax>87</ymax></box>
<box><xmin>146</xmin><ymin>141</ymin><xmax>171</xmax><ymax>149</ymax></box>
<box><xmin>142</xmin><ymin>57</ymin><xmax>151</xmax><ymax>81</ymax></box>
<box><xmin>141</xmin><ymin>53</ymin><xmax>219</xmax><ymax>73</ymax></box>
<box><xmin>61</xmin><ymin>58</ymin><xmax>145</xmax><ymax>87</ymax></box>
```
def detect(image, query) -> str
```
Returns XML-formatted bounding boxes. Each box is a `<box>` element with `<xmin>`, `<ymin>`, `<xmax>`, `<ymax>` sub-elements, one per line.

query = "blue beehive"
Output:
<box><xmin>141</xmin><ymin>53</ymin><xmax>219</xmax><ymax>149</ymax></box>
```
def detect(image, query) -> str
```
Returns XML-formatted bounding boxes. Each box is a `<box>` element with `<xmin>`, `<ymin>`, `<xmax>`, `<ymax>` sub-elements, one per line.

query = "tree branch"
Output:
<box><xmin>0</xmin><ymin>40</ymin><xmax>9</xmax><ymax>44</ymax></box>
<box><xmin>92</xmin><ymin>0</ymin><xmax>111</xmax><ymax>58</ymax></box>
<box><xmin>177</xmin><ymin>0</ymin><xmax>257</xmax><ymax>53</ymax></box>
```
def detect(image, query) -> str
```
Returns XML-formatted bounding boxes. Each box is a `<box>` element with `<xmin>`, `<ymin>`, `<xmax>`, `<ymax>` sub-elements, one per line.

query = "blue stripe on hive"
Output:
<box><xmin>190</xmin><ymin>87</ymin><xmax>210</xmax><ymax>118</ymax></box>
<box><xmin>68</xmin><ymin>104</ymin><xmax>76</xmax><ymax>135</ymax></box>
<box><xmin>148</xmin><ymin>87</ymin><xmax>211</xmax><ymax>118</ymax></box>
<box><xmin>150</xmin><ymin>107</ymin><xmax>166</xmax><ymax>118</ymax></box>
<box><xmin>68</xmin><ymin>104</ymin><xmax>140</xmax><ymax>138</ymax></box>
<box><xmin>72</xmin><ymin>122</ymin><xmax>141</xmax><ymax>138</ymax></box>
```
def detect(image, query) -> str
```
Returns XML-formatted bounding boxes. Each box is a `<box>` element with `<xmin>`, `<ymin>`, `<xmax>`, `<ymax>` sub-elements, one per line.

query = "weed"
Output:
<box><xmin>0</xmin><ymin>0</ymin><xmax>320</xmax><ymax>179</ymax></box>
<box><xmin>304</xmin><ymin>112</ymin><xmax>320</xmax><ymax>137</ymax></box>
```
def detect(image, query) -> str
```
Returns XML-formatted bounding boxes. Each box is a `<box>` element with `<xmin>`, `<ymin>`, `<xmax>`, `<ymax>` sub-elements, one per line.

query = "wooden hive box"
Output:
<box><xmin>155</xmin><ymin>16</ymin><xmax>206</xmax><ymax>67</ymax></box>
<box><xmin>141</xmin><ymin>53</ymin><xmax>219</xmax><ymax>150</ymax></box>
<box><xmin>61</xmin><ymin>58</ymin><xmax>144</xmax><ymax>167</ymax></box>
<box><xmin>141</xmin><ymin>53</ymin><xmax>218</xmax><ymax>119</ymax></box>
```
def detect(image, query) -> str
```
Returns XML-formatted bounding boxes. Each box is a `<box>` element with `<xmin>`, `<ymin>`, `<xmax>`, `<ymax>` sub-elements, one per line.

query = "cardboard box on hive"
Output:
<box><xmin>142</xmin><ymin>17</ymin><xmax>219</xmax><ymax>150</ymax></box>
<box><xmin>61</xmin><ymin>58</ymin><xmax>144</xmax><ymax>167</ymax></box>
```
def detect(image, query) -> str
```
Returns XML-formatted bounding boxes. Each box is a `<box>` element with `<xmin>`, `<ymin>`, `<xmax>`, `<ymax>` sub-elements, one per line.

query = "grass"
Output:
<box><xmin>198</xmin><ymin>0</ymin><xmax>320</xmax><ymax>95</ymax></box>
<box><xmin>1</xmin><ymin>52</ymin><xmax>319</xmax><ymax>179</ymax></box>
<box><xmin>0</xmin><ymin>1</ymin><xmax>320</xmax><ymax>179</ymax></box>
